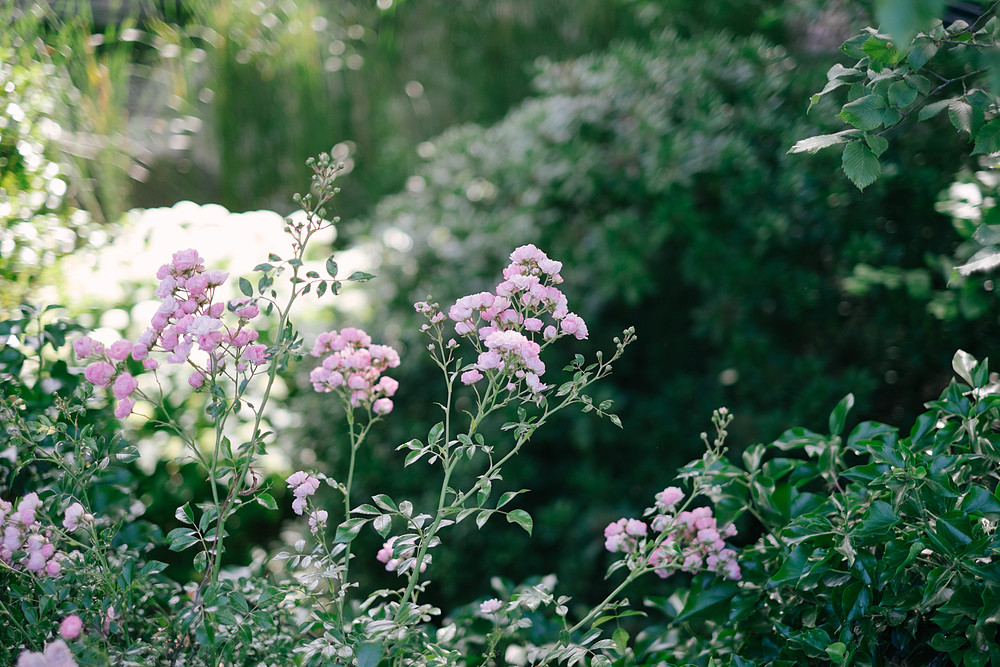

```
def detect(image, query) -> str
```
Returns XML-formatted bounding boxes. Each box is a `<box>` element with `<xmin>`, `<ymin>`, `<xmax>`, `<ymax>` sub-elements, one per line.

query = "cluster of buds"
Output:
<box><xmin>605</xmin><ymin>486</ymin><xmax>741</xmax><ymax>581</ymax></box>
<box><xmin>309</xmin><ymin>327</ymin><xmax>400</xmax><ymax>415</ymax></box>
<box><xmin>0</xmin><ymin>494</ymin><xmax>90</xmax><ymax>577</ymax></box>
<box><xmin>416</xmin><ymin>244</ymin><xmax>588</xmax><ymax>399</ymax></box>
<box><xmin>75</xmin><ymin>248</ymin><xmax>269</xmax><ymax>417</ymax></box>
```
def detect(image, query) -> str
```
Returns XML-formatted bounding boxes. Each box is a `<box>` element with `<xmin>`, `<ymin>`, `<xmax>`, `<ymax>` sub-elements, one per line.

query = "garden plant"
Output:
<box><xmin>5</xmin><ymin>4</ymin><xmax>1000</xmax><ymax>667</ymax></box>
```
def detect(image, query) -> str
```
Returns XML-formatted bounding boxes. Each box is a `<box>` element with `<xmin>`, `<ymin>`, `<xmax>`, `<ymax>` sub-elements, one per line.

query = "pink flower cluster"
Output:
<box><xmin>0</xmin><ymin>493</ymin><xmax>76</xmax><ymax>576</ymax></box>
<box><xmin>75</xmin><ymin>248</ymin><xmax>268</xmax><ymax>417</ymax></box>
<box><xmin>604</xmin><ymin>487</ymin><xmax>741</xmax><ymax>581</ymax></box>
<box><xmin>375</xmin><ymin>536</ymin><xmax>430</xmax><ymax>574</ymax></box>
<box><xmin>309</xmin><ymin>327</ymin><xmax>400</xmax><ymax>415</ymax></box>
<box><xmin>420</xmin><ymin>244</ymin><xmax>588</xmax><ymax>397</ymax></box>
<box><xmin>16</xmin><ymin>639</ymin><xmax>77</xmax><ymax>667</ymax></box>
<box><xmin>286</xmin><ymin>471</ymin><xmax>320</xmax><ymax>515</ymax></box>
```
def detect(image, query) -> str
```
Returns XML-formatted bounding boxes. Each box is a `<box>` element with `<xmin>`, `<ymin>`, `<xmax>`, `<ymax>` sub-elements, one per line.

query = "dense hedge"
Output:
<box><xmin>288</xmin><ymin>27</ymin><xmax>996</xmax><ymax>609</ymax></box>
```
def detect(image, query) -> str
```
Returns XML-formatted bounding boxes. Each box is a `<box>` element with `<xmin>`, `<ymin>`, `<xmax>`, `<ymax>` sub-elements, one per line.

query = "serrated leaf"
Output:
<box><xmin>917</xmin><ymin>97</ymin><xmax>953</xmax><ymax>121</ymax></box>
<box><xmin>948</xmin><ymin>98</ymin><xmax>974</xmax><ymax>133</ymax></box>
<box><xmin>507</xmin><ymin>509</ymin><xmax>533</xmax><ymax>536</ymax></box>
<box><xmin>861</xmin><ymin>35</ymin><xmax>904</xmax><ymax>67</ymax></box>
<box><xmin>908</xmin><ymin>34</ymin><xmax>940</xmax><ymax>69</ymax></box>
<box><xmin>973</xmin><ymin>119</ymin><xmax>1000</xmax><ymax>155</ymax></box>
<box><xmin>956</xmin><ymin>246</ymin><xmax>1000</xmax><ymax>276</ymax></box>
<box><xmin>841</xmin><ymin>141</ymin><xmax>881</xmax><ymax>191</ymax></box>
<box><xmin>864</xmin><ymin>133</ymin><xmax>889</xmax><ymax>157</ymax></box>
<box><xmin>239</xmin><ymin>277</ymin><xmax>253</xmax><ymax>297</ymax></box>
<box><xmin>839</xmin><ymin>95</ymin><xmax>887</xmax><ymax>131</ymax></box>
<box><xmin>887</xmin><ymin>80</ymin><xmax>918</xmax><ymax>108</ymax></box>
<box><xmin>789</xmin><ymin>132</ymin><xmax>853</xmax><ymax>154</ymax></box>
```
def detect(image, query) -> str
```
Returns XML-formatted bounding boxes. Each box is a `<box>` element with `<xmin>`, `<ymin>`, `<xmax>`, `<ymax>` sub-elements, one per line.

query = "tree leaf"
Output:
<box><xmin>841</xmin><ymin>141</ymin><xmax>881</xmax><ymax>191</ymax></box>
<box><xmin>908</xmin><ymin>34</ymin><xmax>940</xmax><ymax>68</ymax></box>
<box><xmin>507</xmin><ymin>509</ymin><xmax>533</xmax><ymax>536</ymax></box>
<box><xmin>788</xmin><ymin>132</ymin><xmax>854</xmax><ymax>154</ymax></box>
<box><xmin>838</xmin><ymin>95</ymin><xmax>887</xmax><ymax>131</ymax></box>
<box><xmin>917</xmin><ymin>97</ymin><xmax>953</xmax><ymax>121</ymax></box>
<box><xmin>887</xmin><ymin>80</ymin><xmax>918</xmax><ymax>108</ymax></box>
<box><xmin>864</xmin><ymin>133</ymin><xmax>889</xmax><ymax>157</ymax></box>
<box><xmin>948</xmin><ymin>98</ymin><xmax>974</xmax><ymax>133</ymax></box>
<box><xmin>829</xmin><ymin>393</ymin><xmax>855</xmax><ymax>435</ymax></box>
<box><xmin>239</xmin><ymin>277</ymin><xmax>253</xmax><ymax>297</ymax></box>
<box><xmin>255</xmin><ymin>492</ymin><xmax>278</xmax><ymax>511</ymax></box>
<box><xmin>356</xmin><ymin>643</ymin><xmax>383</xmax><ymax>667</ymax></box>
<box><xmin>956</xmin><ymin>246</ymin><xmax>1000</xmax><ymax>276</ymax></box>
<box><xmin>973</xmin><ymin>119</ymin><xmax>1000</xmax><ymax>155</ymax></box>
<box><xmin>325</xmin><ymin>257</ymin><xmax>338</xmax><ymax>277</ymax></box>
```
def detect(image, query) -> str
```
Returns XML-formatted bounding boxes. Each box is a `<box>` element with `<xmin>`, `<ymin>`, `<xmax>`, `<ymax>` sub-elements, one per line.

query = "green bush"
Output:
<box><xmin>297</xmin><ymin>27</ymin><xmax>991</xmax><ymax>608</ymax></box>
<box><xmin>648</xmin><ymin>351</ymin><xmax>1000</xmax><ymax>666</ymax></box>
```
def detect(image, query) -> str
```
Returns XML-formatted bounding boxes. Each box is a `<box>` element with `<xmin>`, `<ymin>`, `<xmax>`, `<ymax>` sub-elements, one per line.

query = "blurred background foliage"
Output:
<box><xmin>3</xmin><ymin>0</ymin><xmax>998</xmax><ymax>617</ymax></box>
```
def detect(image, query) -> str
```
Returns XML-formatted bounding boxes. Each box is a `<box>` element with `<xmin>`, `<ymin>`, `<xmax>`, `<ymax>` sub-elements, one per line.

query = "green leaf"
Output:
<box><xmin>507</xmin><ymin>509</ymin><xmax>533</xmax><ymax>536</ymax></box>
<box><xmin>917</xmin><ymin>98</ymin><xmax>953</xmax><ymax>121</ymax></box>
<box><xmin>175</xmin><ymin>502</ymin><xmax>195</xmax><ymax>525</ymax></box>
<box><xmin>255</xmin><ymin>492</ymin><xmax>278</xmax><ymax>511</ymax></box>
<box><xmin>908</xmin><ymin>34</ymin><xmax>940</xmax><ymax>69</ymax></box>
<box><xmin>356</xmin><ymin>643</ymin><xmax>383</xmax><ymax>667</ymax></box>
<box><xmin>973</xmin><ymin>120</ymin><xmax>1000</xmax><ymax>155</ymax></box>
<box><xmin>838</xmin><ymin>95</ymin><xmax>887</xmax><ymax>131</ymax></box>
<box><xmin>829</xmin><ymin>393</ymin><xmax>854</xmax><ymax>435</ymax></box>
<box><xmin>334</xmin><ymin>517</ymin><xmax>368</xmax><ymax>543</ymax></box>
<box><xmin>841</xmin><ymin>141</ymin><xmax>881</xmax><ymax>191</ymax></box>
<box><xmin>887</xmin><ymin>80</ymin><xmax>918</xmax><ymax>108</ymax></box>
<box><xmin>948</xmin><ymin>98</ymin><xmax>974</xmax><ymax>133</ymax></box>
<box><xmin>325</xmin><ymin>257</ymin><xmax>338</xmax><ymax>277</ymax></box>
<box><xmin>960</xmin><ymin>486</ymin><xmax>1000</xmax><ymax>519</ymax></box>
<box><xmin>856</xmin><ymin>500</ymin><xmax>899</xmax><ymax>541</ymax></box>
<box><xmin>861</xmin><ymin>35</ymin><xmax>904</xmax><ymax>67</ymax></box>
<box><xmin>789</xmin><ymin>131</ymin><xmax>856</xmax><ymax>154</ymax></box>
<box><xmin>864</xmin><ymin>133</ymin><xmax>889</xmax><ymax>157</ymax></box>
<box><xmin>166</xmin><ymin>527</ymin><xmax>199</xmax><ymax>552</ymax></box>
<box><xmin>674</xmin><ymin>580</ymin><xmax>740</xmax><ymax>623</ymax></box>
<box><xmin>346</xmin><ymin>271</ymin><xmax>376</xmax><ymax>282</ymax></box>
<box><xmin>239</xmin><ymin>277</ymin><xmax>253</xmax><ymax>297</ymax></box>
<box><xmin>956</xmin><ymin>246</ymin><xmax>1000</xmax><ymax>276</ymax></box>
<box><xmin>952</xmin><ymin>350</ymin><xmax>978</xmax><ymax>386</ymax></box>
<box><xmin>768</xmin><ymin>545</ymin><xmax>811</xmax><ymax>588</ymax></box>
<box><xmin>612</xmin><ymin>628</ymin><xmax>629</xmax><ymax>654</ymax></box>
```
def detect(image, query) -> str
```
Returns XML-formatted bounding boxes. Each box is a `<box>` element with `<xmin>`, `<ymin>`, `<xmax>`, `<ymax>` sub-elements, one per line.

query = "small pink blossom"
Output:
<box><xmin>114</xmin><ymin>398</ymin><xmax>136</xmax><ymax>419</ymax></box>
<box><xmin>111</xmin><ymin>373</ymin><xmax>138</xmax><ymax>400</ymax></box>
<box><xmin>59</xmin><ymin>615</ymin><xmax>83</xmax><ymax>640</ymax></box>
<box><xmin>372</xmin><ymin>398</ymin><xmax>393</xmax><ymax>415</ymax></box>
<box><xmin>83</xmin><ymin>362</ymin><xmax>115</xmax><ymax>388</ymax></box>
<box><xmin>72</xmin><ymin>336</ymin><xmax>101</xmax><ymax>359</ymax></box>
<box><xmin>480</xmin><ymin>598</ymin><xmax>503</xmax><ymax>615</ymax></box>
<box><xmin>243</xmin><ymin>344</ymin><xmax>268</xmax><ymax>365</ymax></box>
<box><xmin>461</xmin><ymin>369</ymin><xmax>484</xmax><ymax>385</ymax></box>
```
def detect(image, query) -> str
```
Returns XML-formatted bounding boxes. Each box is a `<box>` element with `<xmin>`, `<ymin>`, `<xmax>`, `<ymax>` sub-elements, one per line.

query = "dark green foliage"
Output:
<box><xmin>292</xmin><ymin>28</ymin><xmax>992</xmax><ymax>608</ymax></box>
<box><xmin>653</xmin><ymin>351</ymin><xmax>1000</xmax><ymax>665</ymax></box>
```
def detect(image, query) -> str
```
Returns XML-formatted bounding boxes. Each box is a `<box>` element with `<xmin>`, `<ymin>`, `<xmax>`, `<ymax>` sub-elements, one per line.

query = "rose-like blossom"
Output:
<box><xmin>83</xmin><ymin>362</ymin><xmax>115</xmax><ymax>388</ymax></box>
<box><xmin>243</xmin><ymin>344</ymin><xmax>268</xmax><ymax>366</ymax></box>
<box><xmin>72</xmin><ymin>337</ymin><xmax>101</xmax><ymax>359</ymax></box>
<box><xmin>17</xmin><ymin>639</ymin><xmax>78</xmax><ymax>667</ymax></box>
<box><xmin>114</xmin><ymin>398</ymin><xmax>136</xmax><ymax>419</ymax></box>
<box><xmin>480</xmin><ymin>598</ymin><xmax>503</xmax><ymax>615</ymax></box>
<box><xmin>59</xmin><ymin>615</ymin><xmax>83</xmax><ymax>640</ymax></box>
<box><xmin>111</xmin><ymin>373</ymin><xmax>138</xmax><ymax>400</ymax></box>
<box><xmin>461</xmin><ymin>369</ymin><xmax>484</xmax><ymax>385</ymax></box>
<box><xmin>62</xmin><ymin>503</ymin><xmax>92</xmax><ymax>532</ymax></box>
<box><xmin>655</xmin><ymin>487</ymin><xmax>684</xmax><ymax>510</ymax></box>
<box><xmin>372</xmin><ymin>398</ymin><xmax>393</xmax><ymax>415</ymax></box>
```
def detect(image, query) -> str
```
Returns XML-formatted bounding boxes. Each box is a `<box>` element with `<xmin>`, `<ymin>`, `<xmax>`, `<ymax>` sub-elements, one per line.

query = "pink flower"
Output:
<box><xmin>204</xmin><ymin>269</ymin><xmax>229</xmax><ymax>286</ymax></box>
<box><xmin>559</xmin><ymin>313</ymin><xmax>588</xmax><ymax>340</ymax></box>
<box><xmin>372</xmin><ymin>398</ymin><xmax>393</xmax><ymax>415</ymax></box>
<box><xmin>461</xmin><ymin>369</ymin><xmax>484</xmax><ymax>385</ymax></box>
<box><xmin>111</xmin><ymin>373</ymin><xmax>138</xmax><ymax>400</ymax></box>
<box><xmin>188</xmin><ymin>371</ymin><xmax>206</xmax><ymax>389</ymax></box>
<box><xmin>114</xmin><ymin>398</ymin><xmax>136</xmax><ymax>419</ymax></box>
<box><xmin>171</xmin><ymin>248</ymin><xmax>203</xmax><ymax>271</ymax></box>
<box><xmin>480</xmin><ymin>598</ymin><xmax>503</xmax><ymax>615</ymax></box>
<box><xmin>243</xmin><ymin>344</ymin><xmax>268</xmax><ymax>365</ymax></box>
<box><xmin>655</xmin><ymin>487</ymin><xmax>684</xmax><ymax>510</ymax></box>
<box><xmin>45</xmin><ymin>559</ymin><xmax>61</xmax><ymax>577</ymax></box>
<box><xmin>72</xmin><ymin>337</ymin><xmax>101</xmax><ymax>359</ymax></box>
<box><xmin>83</xmin><ymin>362</ymin><xmax>115</xmax><ymax>388</ymax></box>
<box><xmin>17</xmin><ymin>639</ymin><xmax>77</xmax><ymax>667</ymax></box>
<box><xmin>142</xmin><ymin>359</ymin><xmax>159</xmax><ymax>371</ymax></box>
<box><xmin>59</xmin><ymin>615</ymin><xmax>83</xmax><ymax>640</ymax></box>
<box><xmin>62</xmin><ymin>503</ymin><xmax>92</xmax><ymax>532</ymax></box>
<box><xmin>625</xmin><ymin>519</ymin><xmax>647</xmax><ymax>537</ymax></box>
<box><xmin>308</xmin><ymin>510</ymin><xmax>328</xmax><ymax>530</ymax></box>
<box><xmin>17</xmin><ymin>493</ymin><xmax>42</xmax><ymax>526</ymax></box>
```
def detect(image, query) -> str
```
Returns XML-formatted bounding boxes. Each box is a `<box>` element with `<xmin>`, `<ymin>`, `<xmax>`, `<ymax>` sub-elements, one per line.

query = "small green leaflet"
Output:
<box><xmin>841</xmin><ymin>141</ymin><xmax>881</xmax><ymax>191</ymax></box>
